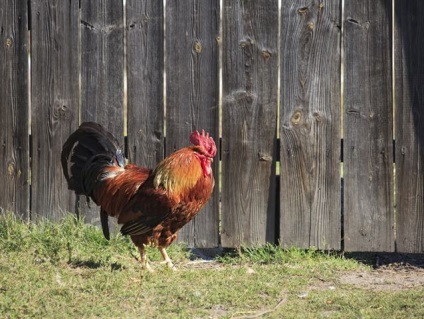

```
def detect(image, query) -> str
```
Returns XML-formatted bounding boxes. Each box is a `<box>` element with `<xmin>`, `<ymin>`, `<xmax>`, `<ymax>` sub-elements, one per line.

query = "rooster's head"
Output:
<box><xmin>190</xmin><ymin>130</ymin><xmax>217</xmax><ymax>159</ymax></box>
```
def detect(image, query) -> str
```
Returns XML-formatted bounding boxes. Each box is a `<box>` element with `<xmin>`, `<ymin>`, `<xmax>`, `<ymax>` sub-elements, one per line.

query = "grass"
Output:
<box><xmin>1</xmin><ymin>213</ymin><xmax>423</xmax><ymax>318</ymax></box>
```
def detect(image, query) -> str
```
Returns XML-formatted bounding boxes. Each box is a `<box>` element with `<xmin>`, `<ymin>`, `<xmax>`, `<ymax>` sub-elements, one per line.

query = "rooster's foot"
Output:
<box><xmin>138</xmin><ymin>246</ymin><xmax>154</xmax><ymax>272</ymax></box>
<box><xmin>158</xmin><ymin>246</ymin><xmax>177</xmax><ymax>271</ymax></box>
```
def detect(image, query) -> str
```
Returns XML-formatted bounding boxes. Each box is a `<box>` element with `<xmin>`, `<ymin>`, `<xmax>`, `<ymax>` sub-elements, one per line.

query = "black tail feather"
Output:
<box><xmin>61</xmin><ymin>122</ymin><xmax>125</xmax><ymax>199</ymax></box>
<box><xmin>100</xmin><ymin>209</ymin><xmax>110</xmax><ymax>240</ymax></box>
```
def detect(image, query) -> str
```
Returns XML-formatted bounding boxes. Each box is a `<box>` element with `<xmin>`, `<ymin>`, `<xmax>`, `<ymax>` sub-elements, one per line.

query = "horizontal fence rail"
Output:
<box><xmin>0</xmin><ymin>0</ymin><xmax>423</xmax><ymax>253</ymax></box>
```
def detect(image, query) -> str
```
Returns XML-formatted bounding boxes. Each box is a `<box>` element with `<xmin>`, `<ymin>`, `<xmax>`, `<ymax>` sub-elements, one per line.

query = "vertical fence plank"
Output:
<box><xmin>0</xmin><ymin>0</ymin><xmax>29</xmax><ymax>218</ymax></box>
<box><xmin>165</xmin><ymin>0</ymin><xmax>219</xmax><ymax>248</ymax></box>
<box><xmin>126</xmin><ymin>0</ymin><xmax>164</xmax><ymax>167</ymax></box>
<box><xmin>80</xmin><ymin>0</ymin><xmax>124</xmax><ymax>225</ymax></box>
<box><xmin>221</xmin><ymin>0</ymin><xmax>278</xmax><ymax>247</ymax></box>
<box><xmin>80</xmin><ymin>0</ymin><xmax>124</xmax><ymax>137</ymax></box>
<box><xmin>343</xmin><ymin>0</ymin><xmax>394</xmax><ymax>251</ymax></box>
<box><xmin>279</xmin><ymin>0</ymin><xmax>341</xmax><ymax>250</ymax></box>
<box><xmin>394</xmin><ymin>1</ymin><xmax>424</xmax><ymax>253</ymax></box>
<box><xmin>30</xmin><ymin>0</ymin><xmax>79</xmax><ymax>221</ymax></box>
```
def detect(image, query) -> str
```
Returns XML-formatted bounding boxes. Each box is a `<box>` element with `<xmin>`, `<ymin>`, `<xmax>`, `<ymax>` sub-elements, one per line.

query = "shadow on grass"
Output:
<box><xmin>68</xmin><ymin>259</ymin><xmax>124</xmax><ymax>271</ymax></box>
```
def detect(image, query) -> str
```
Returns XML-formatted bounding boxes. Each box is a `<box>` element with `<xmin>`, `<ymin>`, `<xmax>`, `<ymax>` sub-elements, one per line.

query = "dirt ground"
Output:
<box><xmin>339</xmin><ymin>252</ymin><xmax>424</xmax><ymax>291</ymax></box>
<box><xmin>339</xmin><ymin>268</ymin><xmax>424</xmax><ymax>291</ymax></box>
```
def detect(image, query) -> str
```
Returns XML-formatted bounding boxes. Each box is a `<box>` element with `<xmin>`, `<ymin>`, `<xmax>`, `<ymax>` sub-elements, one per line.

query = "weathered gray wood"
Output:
<box><xmin>165</xmin><ymin>0</ymin><xmax>219</xmax><ymax>248</ymax></box>
<box><xmin>126</xmin><ymin>0</ymin><xmax>164</xmax><ymax>167</ymax></box>
<box><xmin>343</xmin><ymin>0</ymin><xmax>394</xmax><ymax>251</ymax></box>
<box><xmin>394</xmin><ymin>1</ymin><xmax>424</xmax><ymax>253</ymax></box>
<box><xmin>279</xmin><ymin>0</ymin><xmax>341</xmax><ymax>250</ymax></box>
<box><xmin>221</xmin><ymin>0</ymin><xmax>278</xmax><ymax>247</ymax></box>
<box><xmin>80</xmin><ymin>0</ymin><xmax>124</xmax><ymax>138</ymax></box>
<box><xmin>80</xmin><ymin>0</ymin><xmax>124</xmax><ymax>225</ymax></box>
<box><xmin>0</xmin><ymin>0</ymin><xmax>29</xmax><ymax>218</ymax></box>
<box><xmin>30</xmin><ymin>0</ymin><xmax>79</xmax><ymax>221</ymax></box>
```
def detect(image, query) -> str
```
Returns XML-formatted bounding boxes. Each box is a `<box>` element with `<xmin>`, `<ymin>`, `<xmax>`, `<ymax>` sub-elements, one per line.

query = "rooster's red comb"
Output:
<box><xmin>190</xmin><ymin>130</ymin><xmax>217</xmax><ymax>158</ymax></box>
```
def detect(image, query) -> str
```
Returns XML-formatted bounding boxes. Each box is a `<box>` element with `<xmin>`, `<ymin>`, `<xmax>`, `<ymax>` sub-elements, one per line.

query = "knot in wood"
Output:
<box><xmin>363</xmin><ymin>21</ymin><xmax>370</xmax><ymax>30</ymax></box>
<box><xmin>245</xmin><ymin>94</ymin><xmax>253</xmax><ymax>104</ymax></box>
<box><xmin>401</xmin><ymin>146</ymin><xmax>406</xmax><ymax>155</ymax></box>
<box><xmin>194</xmin><ymin>41</ymin><xmax>202</xmax><ymax>54</ymax></box>
<box><xmin>239</xmin><ymin>38</ymin><xmax>253</xmax><ymax>48</ymax></box>
<box><xmin>308</xmin><ymin>22</ymin><xmax>315</xmax><ymax>31</ymax></box>
<box><xmin>298</xmin><ymin>7</ymin><xmax>308</xmax><ymax>15</ymax></box>
<box><xmin>6</xmin><ymin>38</ymin><xmax>13</xmax><ymax>48</ymax></box>
<box><xmin>7</xmin><ymin>162</ymin><xmax>15</xmax><ymax>176</ymax></box>
<box><xmin>258</xmin><ymin>152</ymin><xmax>272</xmax><ymax>162</ymax></box>
<box><xmin>261</xmin><ymin>50</ymin><xmax>271</xmax><ymax>60</ymax></box>
<box><xmin>313</xmin><ymin>111</ymin><xmax>322</xmax><ymax>122</ymax></box>
<box><xmin>137</xmin><ymin>129</ymin><xmax>144</xmax><ymax>139</ymax></box>
<box><xmin>54</xmin><ymin>104</ymin><xmax>71</xmax><ymax>120</ymax></box>
<box><xmin>291</xmin><ymin>111</ymin><xmax>302</xmax><ymax>125</ymax></box>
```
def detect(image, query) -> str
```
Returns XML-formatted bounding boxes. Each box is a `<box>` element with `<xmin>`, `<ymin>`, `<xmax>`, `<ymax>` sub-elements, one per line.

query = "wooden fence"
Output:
<box><xmin>1</xmin><ymin>0</ymin><xmax>423</xmax><ymax>253</ymax></box>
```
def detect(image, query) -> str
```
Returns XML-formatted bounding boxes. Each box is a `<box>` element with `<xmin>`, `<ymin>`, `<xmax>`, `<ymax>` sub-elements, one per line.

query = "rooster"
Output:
<box><xmin>61</xmin><ymin>122</ymin><xmax>216</xmax><ymax>270</ymax></box>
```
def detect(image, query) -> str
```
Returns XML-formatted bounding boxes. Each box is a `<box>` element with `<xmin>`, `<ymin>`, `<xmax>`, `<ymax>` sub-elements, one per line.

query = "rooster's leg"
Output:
<box><xmin>138</xmin><ymin>246</ymin><xmax>153</xmax><ymax>272</ymax></box>
<box><xmin>158</xmin><ymin>246</ymin><xmax>176</xmax><ymax>270</ymax></box>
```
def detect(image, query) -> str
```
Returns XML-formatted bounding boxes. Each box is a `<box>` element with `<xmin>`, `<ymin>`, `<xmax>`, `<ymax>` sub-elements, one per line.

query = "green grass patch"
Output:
<box><xmin>1</xmin><ymin>213</ymin><xmax>423</xmax><ymax>318</ymax></box>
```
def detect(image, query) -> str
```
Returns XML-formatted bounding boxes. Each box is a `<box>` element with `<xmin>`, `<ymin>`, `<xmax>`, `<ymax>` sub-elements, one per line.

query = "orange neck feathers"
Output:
<box><xmin>153</xmin><ymin>147</ymin><xmax>212</xmax><ymax>194</ymax></box>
